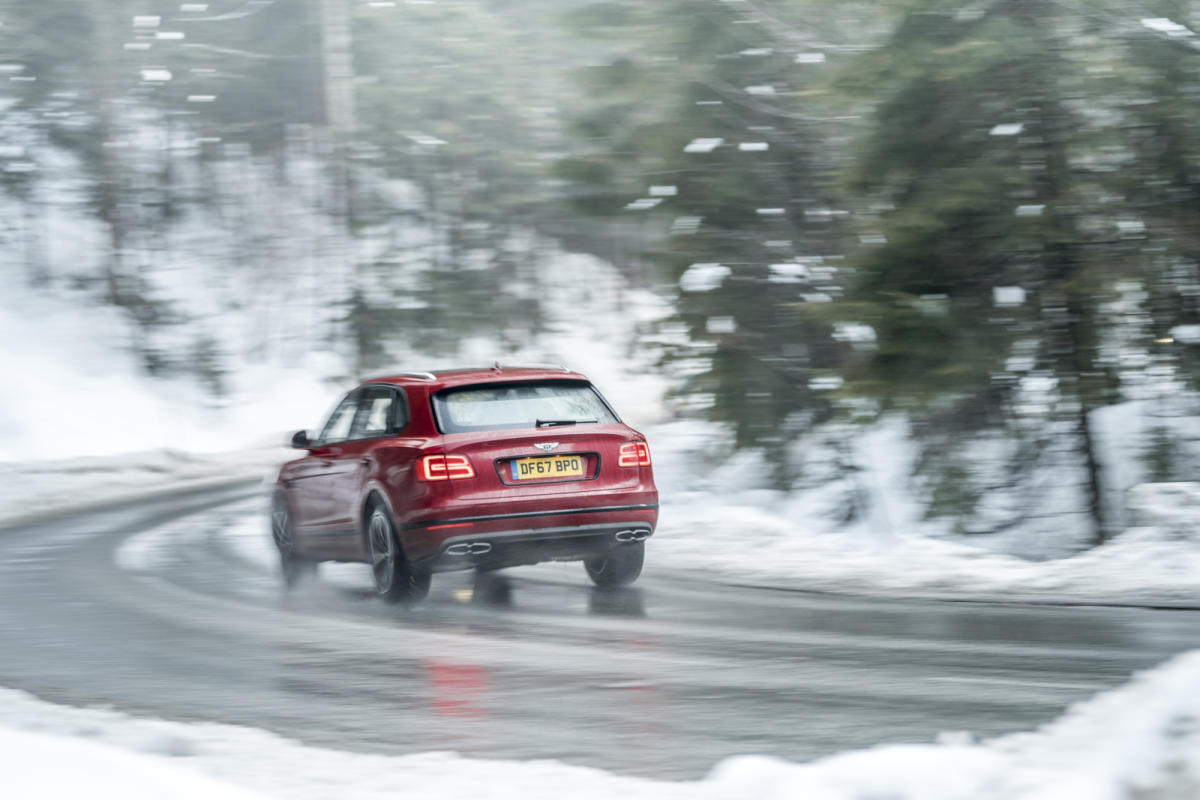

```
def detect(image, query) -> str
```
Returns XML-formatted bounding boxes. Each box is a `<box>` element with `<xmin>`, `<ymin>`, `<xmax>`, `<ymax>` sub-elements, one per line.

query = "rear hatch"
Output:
<box><xmin>445</xmin><ymin>424</ymin><xmax>642</xmax><ymax>501</ymax></box>
<box><xmin>432</xmin><ymin>379</ymin><xmax>644</xmax><ymax>502</ymax></box>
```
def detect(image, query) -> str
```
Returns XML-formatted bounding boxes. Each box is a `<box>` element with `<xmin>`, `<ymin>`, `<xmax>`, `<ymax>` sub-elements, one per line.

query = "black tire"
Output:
<box><xmin>271</xmin><ymin>496</ymin><xmax>316</xmax><ymax>589</ymax></box>
<box><xmin>584</xmin><ymin>542</ymin><xmax>644</xmax><ymax>587</ymax></box>
<box><xmin>366</xmin><ymin>502</ymin><xmax>430</xmax><ymax>603</ymax></box>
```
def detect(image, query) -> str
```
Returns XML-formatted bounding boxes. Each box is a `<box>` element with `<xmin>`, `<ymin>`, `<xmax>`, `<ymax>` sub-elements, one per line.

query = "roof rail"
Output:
<box><xmin>492</xmin><ymin>361</ymin><xmax>571</xmax><ymax>372</ymax></box>
<box><xmin>366</xmin><ymin>370</ymin><xmax>437</xmax><ymax>381</ymax></box>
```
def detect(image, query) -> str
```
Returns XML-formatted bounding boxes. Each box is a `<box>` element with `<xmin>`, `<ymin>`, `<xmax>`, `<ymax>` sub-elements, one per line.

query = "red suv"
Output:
<box><xmin>272</xmin><ymin>366</ymin><xmax>658</xmax><ymax>601</ymax></box>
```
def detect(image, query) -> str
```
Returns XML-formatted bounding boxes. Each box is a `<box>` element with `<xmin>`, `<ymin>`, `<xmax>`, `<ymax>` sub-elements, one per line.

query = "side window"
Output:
<box><xmin>393</xmin><ymin>388</ymin><xmax>411</xmax><ymax>431</ymax></box>
<box><xmin>317</xmin><ymin>393</ymin><xmax>358</xmax><ymax>445</ymax></box>
<box><xmin>353</xmin><ymin>388</ymin><xmax>396</xmax><ymax>440</ymax></box>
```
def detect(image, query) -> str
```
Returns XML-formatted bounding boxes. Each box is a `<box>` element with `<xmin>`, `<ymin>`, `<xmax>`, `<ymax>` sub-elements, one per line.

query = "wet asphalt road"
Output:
<box><xmin>1</xmin><ymin>484</ymin><xmax>1199</xmax><ymax>780</ymax></box>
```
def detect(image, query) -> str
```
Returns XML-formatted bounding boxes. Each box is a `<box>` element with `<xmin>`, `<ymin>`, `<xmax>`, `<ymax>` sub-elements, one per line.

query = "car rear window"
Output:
<box><xmin>432</xmin><ymin>380</ymin><xmax>618</xmax><ymax>433</ymax></box>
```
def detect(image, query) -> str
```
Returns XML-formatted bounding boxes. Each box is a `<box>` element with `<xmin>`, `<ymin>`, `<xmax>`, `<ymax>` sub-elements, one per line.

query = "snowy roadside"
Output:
<box><xmin>651</xmin><ymin>482</ymin><xmax>1200</xmax><ymax>608</ymax></box>
<box><xmin>4</xmin><ymin>646</ymin><xmax>1200</xmax><ymax>800</ymax></box>
<box><xmin>0</xmin><ymin>448</ymin><xmax>286</xmax><ymax>531</ymax></box>
<box><xmin>643</xmin><ymin>420</ymin><xmax>1200</xmax><ymax>609</ymax></box>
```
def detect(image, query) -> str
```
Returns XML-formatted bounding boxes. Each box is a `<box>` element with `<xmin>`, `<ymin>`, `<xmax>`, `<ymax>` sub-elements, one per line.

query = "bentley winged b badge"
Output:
<box><xmin>533</xmin><ymin>442</ymin><xmax>560</xmax><ymax>452</ymax></box>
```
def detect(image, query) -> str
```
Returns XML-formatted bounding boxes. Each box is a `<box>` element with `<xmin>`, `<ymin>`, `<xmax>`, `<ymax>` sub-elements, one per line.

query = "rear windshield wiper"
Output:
<box><xmin>535</xmin><ymin>418</ymin><xmax>598</xmax><ymax>428</ymax></box>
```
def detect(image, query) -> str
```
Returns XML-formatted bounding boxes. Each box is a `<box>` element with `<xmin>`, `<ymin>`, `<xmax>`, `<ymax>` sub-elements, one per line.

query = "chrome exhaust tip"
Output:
<box><xmin>446</xmin><ymin>542</ymin><xmax>493</xmax><ymax>556</ymax></box>
<box><xmin>615</xmin><ymin>530</ymin><xmax>649</xmax><ymax>543</ymax></box>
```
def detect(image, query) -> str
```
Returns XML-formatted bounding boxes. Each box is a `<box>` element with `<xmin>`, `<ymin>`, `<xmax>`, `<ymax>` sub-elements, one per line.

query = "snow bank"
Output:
<box><xmin>2</xmin><ymin>726</ymin><xmax>268</xmax><ymax>800</ymax></box>
<box><xmin>0</xmin><ymin>686</ymin><xmax>691</xmax><ymax>800</ymax></box>
<box><xmin>713</xmin><ymin>648</ymin><xmax>1200</xmax><ymax>800</ymax></box>
<box><xmin>641</xmin><ymin>416</ymin><xmax>1200</xmax><ymax>607</ymax></box>
<box><xmin>0</xmin><ymin>448</ymin><xmax>286</xmax><ymax>530</ymax></box>
<box><xmin>653</xmin><ymin>505</ymin><xmax>1200</xmax><ymax>606</ymax></box>
<box><xmin>4</xmin><ymin>648</ymin><xmax>1200</xmax><ymax>799</ymax></box>
<box><xmin>652</xmin><ymin>466</ymin><xmax>1200</xmax><ymax>606</ymax></box>
<box><xmin>1128</xmin><ymin>481</ymin><xmax>1200</xmax><ymax>529</ymax></box>
<box><xmin>0</xmin><ymin>284</ymin><xmax>339</xmax><ymax>462</ymax></box>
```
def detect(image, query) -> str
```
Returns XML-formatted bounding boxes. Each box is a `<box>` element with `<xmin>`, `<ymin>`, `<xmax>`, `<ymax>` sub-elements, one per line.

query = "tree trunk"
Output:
<box><xmin>88</xmin><ymin>1</ymin><xmax>128</xmax><ymax>305</ymax></box>
<box><xmin>317</xmin><ymin>0</ymin><xmax>359</xmax><ymax>358</ymax></box>
<box><xmin>1022</xmin><ymin>0</ymin><xmax>1108</xmax><ymax>544</ymax></box>
<box><xmin>1077</xmin><ymin>402</ymin><xmax>1105</xmax><ymax>542</ymax></box>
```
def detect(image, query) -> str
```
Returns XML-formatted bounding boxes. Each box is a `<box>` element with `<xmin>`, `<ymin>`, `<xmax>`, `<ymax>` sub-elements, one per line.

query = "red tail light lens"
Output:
<box><xmin>618</xmin><ymin>441</ymin><xmax>651</xmax><ymax>467</ymax></box>
<box><xmin>418</xmin><ymin>454</ymin><xmax>476</xmax><ymax>481</ymax></box>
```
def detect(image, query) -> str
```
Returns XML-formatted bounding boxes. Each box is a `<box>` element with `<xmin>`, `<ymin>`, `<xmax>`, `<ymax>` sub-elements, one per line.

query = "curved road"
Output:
<box><xmin>1</xmin><ymin>484</ymin><xmax>1199</xmax><ymax>780</ymax></box>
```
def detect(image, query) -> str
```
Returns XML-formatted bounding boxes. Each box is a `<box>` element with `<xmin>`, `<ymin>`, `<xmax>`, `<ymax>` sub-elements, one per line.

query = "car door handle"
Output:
<box><xmin>360</xmin><ymin>458</ymin><xmax>371</xmax><ymax>466</ymax></box>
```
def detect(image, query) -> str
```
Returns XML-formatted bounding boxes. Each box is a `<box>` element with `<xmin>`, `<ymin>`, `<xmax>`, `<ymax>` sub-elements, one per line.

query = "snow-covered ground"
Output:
<box><xmin>0</xmin><ymin>275</ymin><xmax>340</xmax><ymax>527</ymax></box>
<box><xmin>655</xmin><ymin>499</ymin><xmax>1200</xmax><ymax>606</ymax></box>
<box><xmin>0</xmin><ymin>448</ymin><xmax>289</xmax><ymax>530</ymax></box>
<box><xmin>651</xmin><ymin>430</ymin><xmax>1200</xmax><ymax>605</ymax></box>
<box><xmin>4</xmin><ymin>647</ymin><xmax>1200</xmax><ymax>800</ymax></box>
<box><xmin>0</xmin><ymin>279</ymin><xmax>342</xmax><ymax>463</ymax></box>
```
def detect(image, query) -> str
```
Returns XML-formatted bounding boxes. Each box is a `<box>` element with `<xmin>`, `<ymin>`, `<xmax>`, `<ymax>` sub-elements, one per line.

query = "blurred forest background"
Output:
<box><xmin>4</xmin><ymin>0</ymin><xmax>1200</xmax><ymax>544</ymax></box>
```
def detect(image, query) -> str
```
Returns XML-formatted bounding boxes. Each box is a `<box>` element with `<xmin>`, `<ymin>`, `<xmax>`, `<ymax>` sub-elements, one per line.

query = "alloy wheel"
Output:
<box><xmin>271</xmin><ymin>503</ymin><xmax>293</xmax><ymax>553</ymax></box>
<box><xmin>368</xmin><ymin>510</ymin><xmax>395</xmax><ymax>593</ymax></box>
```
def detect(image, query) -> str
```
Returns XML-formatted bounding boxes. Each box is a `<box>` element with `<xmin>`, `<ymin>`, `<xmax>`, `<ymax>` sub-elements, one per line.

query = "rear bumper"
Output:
<box><xmin>416</xmin><ymin>520</ymin><xmax>653</xmax><ymax>573</ymax></box>
<box><xmin>400</xmin><ymin>501</ymin><xmax>658</xmax><ymax>571</ymax></box>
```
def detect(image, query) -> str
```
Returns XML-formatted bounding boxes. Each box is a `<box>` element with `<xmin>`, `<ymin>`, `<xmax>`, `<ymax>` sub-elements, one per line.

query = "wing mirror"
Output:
<box><xmin>290</xmin><ymin>430</ymin><xmax>313</xmax><ymax>449</ymax></box>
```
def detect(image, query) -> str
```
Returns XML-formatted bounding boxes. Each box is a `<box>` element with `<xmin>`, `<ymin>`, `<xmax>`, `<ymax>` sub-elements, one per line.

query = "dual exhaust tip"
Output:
<box><xmin>446</xmin><ymin>542</ymin><xmax>493</xmax><ymax>556</ymax></box>
<box><xmin>614</xmin><ymin>529</ymin><xmax>650</xmax><ymax>543</ymax></box>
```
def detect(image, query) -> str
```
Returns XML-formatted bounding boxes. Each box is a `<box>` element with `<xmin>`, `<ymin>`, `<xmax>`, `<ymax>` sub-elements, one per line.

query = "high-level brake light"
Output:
<box><xmin>618</xmin><ymin>441</ymin><xmax>652</xmax><ymax>467</ymax></box>
<box><xmin>418</xmin><ymin>454</ymin><xmax>476</xmax><ymax>481</ymax></box>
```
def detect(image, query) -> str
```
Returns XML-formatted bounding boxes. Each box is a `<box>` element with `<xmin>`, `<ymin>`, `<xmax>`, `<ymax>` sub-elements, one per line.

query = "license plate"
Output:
<box><xmin>510</xmin><ymin>455</ymin><xmax>585</xmax><ymax>481</ymax></box>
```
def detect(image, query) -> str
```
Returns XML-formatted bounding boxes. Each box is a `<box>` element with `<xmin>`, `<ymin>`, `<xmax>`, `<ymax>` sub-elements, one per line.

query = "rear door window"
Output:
<box><xmin>432</xmin><ymin>381</ymin><xmax>618</xmax><ymax>434</ymax></box>
<box><xmin>352</xmin><ymin>387</ymin><xmax>400</xmax><ymax>440</ymax></box>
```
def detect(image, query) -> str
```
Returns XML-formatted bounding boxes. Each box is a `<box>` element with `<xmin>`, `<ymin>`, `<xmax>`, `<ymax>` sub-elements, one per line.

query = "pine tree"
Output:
<box><xmin>558</xmin><ymin>0</ymin><xmax>869</xmax><ymax>470</ymax></box>
<box><xmin>839</xmin><ymin>0</ymin><xmax>1156</xmax><ymax>541</ymax></box>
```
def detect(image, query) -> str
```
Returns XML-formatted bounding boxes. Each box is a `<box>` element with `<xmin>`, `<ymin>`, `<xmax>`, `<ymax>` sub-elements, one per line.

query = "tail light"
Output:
<box><xmin>618</xmin><ymin>441</ymin><xmax>652</xmax><ymax>467</ymax></box>
<box><xmin>418</xmin><ymin>454</ymin><xmax>476</xmax><ymax>481</ymax></box>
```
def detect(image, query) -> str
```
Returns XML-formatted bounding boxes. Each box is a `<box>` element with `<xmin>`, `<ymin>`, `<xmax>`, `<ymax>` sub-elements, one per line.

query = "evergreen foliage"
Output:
<box><xmin>838</xmin><ymin>0</ymin><xmax>1200</xmax><ymax>540</ymax></box>
<box><xmin>558</xmin><ymin>0</ymin><xmax>1200</xmax><ymax>538</ymax></box>
<box><xmin>557</xmin><ymin>0</ymin><xmax>869</xmax><ymax>470</ymax></box>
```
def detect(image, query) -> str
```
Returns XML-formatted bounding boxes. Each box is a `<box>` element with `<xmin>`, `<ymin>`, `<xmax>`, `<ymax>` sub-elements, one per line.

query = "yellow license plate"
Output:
<box><xmin>510</xmin><ymin>455</ymin><xmax>585</xmax><ymax>481</ymax></box>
